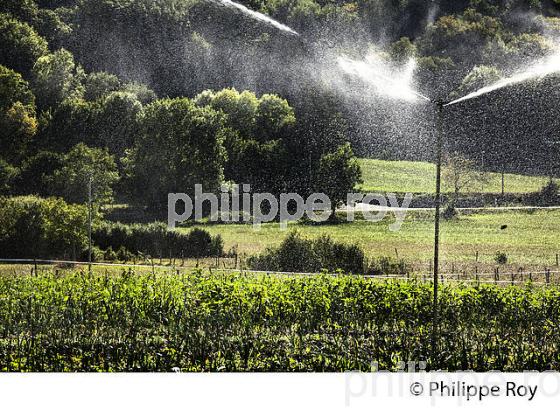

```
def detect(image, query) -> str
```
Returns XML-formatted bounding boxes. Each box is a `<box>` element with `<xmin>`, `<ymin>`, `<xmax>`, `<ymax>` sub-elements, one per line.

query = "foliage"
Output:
<box><xmin>248</xmin><ymin>231</ymin><xmax>365</xmax><ymax>273</ymax></box>
<box><xmin>31</xmin><ymin>48</ymin><xmax>85</xmax><ymax>111</ymax></box>
<box><xmin>15</xmin><ymin>151</ymin><xmax>64</xmax><ymax>196</ymax></box>
<box><xmin>1</xmin><ymin>270</ymin><xmax>560</xmax><ymax>371</ymax></box>
<box><xmin>0</xmin><ymin>196</ymin><xmax>89</xmax><ymax>259</ymax></box>
<box><xmin>0</xmin><ymin>13</ymin><xmax>49</xmax><ymax>78</ymax></box>
<box><xmin>314</xmin><ymin>143</ymin><xmax>362</xmax><ymax>213</ymax></box>
<box><xmin>443</xmin><ymin>152</ymin><xmax>489</xmax><ymax>201</ymax></box>
<box><xmin>452</xmin><ymin>65</ymin><xmax>502</xmax><ymax>98</ymax></box>
<box><xmin>83</xmin><ymin>71</ymin><xmax>121</xmax><ymax>101</ymax></box>
<box><xmin>95</xmin><ymin>91</ymin><xmax>143</xmax><ymax>159</ymax></box>
<box><xmin>442</xmin><ymin>204</ymin><xmax>459</xmax><ymax>220</ymax></box>
<box><xmin>92</xmin><ymin>222</ymin><xmax>223</xmax><ymax>258</ymax></box>
<box><xmin>124</xmin><ymin>97</ymin><xmax>228</xmax><ymax>210</ymax></box>
<box><xmin>50</xmin><ymin>143</ymin><xmax>119</xmax><ymax>204</ymax></box>
<box><xmin>0</xmin><ymin>159</ymin><xmax>18</xmax><ymax>194</ymax></box>
<box><xmin>194</xmin><ymin>88</ymin><xmax>298</xmax><ymax>195</ymax></box>
<box><xmin>495</xmin><ymin>251</ymin><xmax>508</xmax><ymax>265</ymax></box>
<box><xmin>0</xmin><ymin>65</ymin><xmax>38</xmax><ymax>163</ymax></box>
<box><xmin>0</xmin><ymin>102</ymin><xmax>38</xmax><ymax>164</ymax></box>
<box><xmin>366</xmin><ymin>256</ymin><xmax>411</xmax><ymax>276</ymax></box>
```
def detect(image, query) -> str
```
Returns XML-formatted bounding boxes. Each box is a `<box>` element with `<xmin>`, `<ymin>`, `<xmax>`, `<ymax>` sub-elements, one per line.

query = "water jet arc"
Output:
<box><xmin>209</xmin><ymin>0</ymin><xmax>299</xmax><ymax>36</ymax></box>
<box><xmin>444</xmin><ymin>53</ymin><xmax>560</xmax><ymax>107</ymax></box>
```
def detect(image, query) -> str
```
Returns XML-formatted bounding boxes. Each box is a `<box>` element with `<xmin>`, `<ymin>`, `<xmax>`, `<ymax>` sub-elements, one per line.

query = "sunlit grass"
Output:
<box><xmin>194</xmin><ymin>209</ymin><xmax>560</xmax><ymax>268</ymax></box>
<box><xmin>357</xmin><ymin>158</ymin><xmax>557</xmax><ymax>194</ymax></box>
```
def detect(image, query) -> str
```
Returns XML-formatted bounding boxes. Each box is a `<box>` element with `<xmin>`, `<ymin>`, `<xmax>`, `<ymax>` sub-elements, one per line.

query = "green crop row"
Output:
<box><xmin>0</xmin><ymin>268</ymin><xmax>559</xmax><ymax>372</ymax></box>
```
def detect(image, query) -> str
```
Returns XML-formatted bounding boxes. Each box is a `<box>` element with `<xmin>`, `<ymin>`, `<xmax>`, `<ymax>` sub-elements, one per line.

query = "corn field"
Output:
<box><xmin>1</xmin><ymin>267</ymin><xmax>560</xmax><ymax>371</ymax></box>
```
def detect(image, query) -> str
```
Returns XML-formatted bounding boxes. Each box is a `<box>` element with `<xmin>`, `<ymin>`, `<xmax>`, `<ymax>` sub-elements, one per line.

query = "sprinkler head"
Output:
<box><xmin>435</xmin><ymin>99</ymin><xmax>448</xmax><ymax>109</ymax></box>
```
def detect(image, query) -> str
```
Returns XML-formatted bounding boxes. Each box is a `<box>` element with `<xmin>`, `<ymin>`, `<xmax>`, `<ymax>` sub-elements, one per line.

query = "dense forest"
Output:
<box><xmin>1</xmin><ymin>0</ymin><xmax>559</xmax><ymax>213</ymax></box>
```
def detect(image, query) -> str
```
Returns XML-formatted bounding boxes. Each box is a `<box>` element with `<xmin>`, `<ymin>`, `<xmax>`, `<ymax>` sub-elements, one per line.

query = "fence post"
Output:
<box><xmin>494</xmin><ymin>267</ymin><xmax>499</xmax><ymax>284</ymax></box>
<box><xmin>546</xmin><ymin>268</ymin><xmax>550</xmax><ymax>284</ymax></box>
<box><xmin>511</xmin><ymin>272</ymin><xmax>514</xmax><ymax>285</ymax></box>
<box><xmin>33</xmin><ymin>258</ymin><xmax>38</xmax><ymax>277</ymax></box>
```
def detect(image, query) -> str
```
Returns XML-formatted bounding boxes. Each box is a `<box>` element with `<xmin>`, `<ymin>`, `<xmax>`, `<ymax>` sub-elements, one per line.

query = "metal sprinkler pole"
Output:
<box><xmin>88</xmin><ymin>175</ymin><xmax>93</xmax><ymax>275</ymax></box>
<box><xmin>431</xmin><ymin>101</ymin><xmax>444</xmax><ymax>367</ymax></box>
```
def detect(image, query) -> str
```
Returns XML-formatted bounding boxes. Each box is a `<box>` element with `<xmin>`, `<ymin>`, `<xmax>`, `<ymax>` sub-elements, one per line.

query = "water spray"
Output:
<box><xmin>445</xmin><ymin>53</ymin><xmax>560</xmax><ymax>106</ymax></box>
<box><xmin>209</xmin><ymin>0</ymin><xmax>299</xmax><ymax>36</ymax></box>
<box><xmin>337</xmin><ymin>54</ymin><xmax>431</xmax><ymax>102</ymax></box>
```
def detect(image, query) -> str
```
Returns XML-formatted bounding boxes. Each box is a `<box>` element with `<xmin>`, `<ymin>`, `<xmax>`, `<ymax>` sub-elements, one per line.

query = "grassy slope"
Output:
<box><xmin>196</xmin><ymin>209</ymin><xmax>560</xmax><ymax>268</ymax></box>
<box><xmin>357</xmin><ymin>158</ymin><xmax>557</xmax><ymax>194</ymax></box>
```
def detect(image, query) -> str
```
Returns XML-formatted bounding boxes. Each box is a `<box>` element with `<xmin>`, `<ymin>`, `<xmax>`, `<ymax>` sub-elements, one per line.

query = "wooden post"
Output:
<box><xmin>33</xmin><ymin>258</ymin><xmax>38</xmax><ymax>277</ymax></box>
<box><xmin>501</xmin><ymin>168</ymin><xmax>505</xmax><ymax>197</ymax></box>
<box><xmin>546</xmin><ymin>269</ymin><xmax>550</xmax><ymax>284</ymax></box>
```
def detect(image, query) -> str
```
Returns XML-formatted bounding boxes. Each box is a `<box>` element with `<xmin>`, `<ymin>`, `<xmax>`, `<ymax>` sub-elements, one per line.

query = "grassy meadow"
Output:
<box><xmin>357</xmin><ymin>158</ymin><xmax>557</xmax><ymax>194</ymax></box>
<box><xmin>194</xmin><ymin>209</ymin><xmax>560</xmax><ymax>270</ymax></box>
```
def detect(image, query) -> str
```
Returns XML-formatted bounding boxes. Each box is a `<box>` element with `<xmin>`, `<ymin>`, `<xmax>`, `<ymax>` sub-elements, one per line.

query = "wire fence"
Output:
<box><xmin>1</xmin><ymin>258</ymin><xmax>559</xmax><ymax>285</ymax></box>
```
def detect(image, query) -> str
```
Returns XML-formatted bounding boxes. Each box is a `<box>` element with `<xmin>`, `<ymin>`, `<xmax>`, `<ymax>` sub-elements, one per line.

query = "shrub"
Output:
<box><xmin>442</xmin><ymin>204</ymin><xmax>458</xmax><ymax>220</ymax></box>
<box><xmin>526</xmin><ymin>180</ymin><xmax>560</xmax><ymax>206</ymax></box>
<box><xmin>366</xmin><ymin>256</ymin><xmax>411</xmax><ymax>276</ymax></box>
<box><xmin>0</xmin><ymin>196</ymin><xmax>89</xmax><ymax>259</ymax></box>
<box><xmin>495</xmin><ymin>251</ymin><xmax>508</xmax><ymax>265</ymax></box>
<box><xmin>116</xmin><ymin>246</ymin><xmax>133</xmax><ymax>262</ymax></box>
<box><xmin>104</xmin><ymin>247</ymin><xmax>117</xmax><ymax>261</ymax></box>
<box><xmin>248</xmin><ymin>232</ymin><xmax>364</xmax><ymax>274</ymax></box>
<box><xmin>92</xmin><ymin>222</ymin><xmax>223</xmax><ymax>259</ymax></box>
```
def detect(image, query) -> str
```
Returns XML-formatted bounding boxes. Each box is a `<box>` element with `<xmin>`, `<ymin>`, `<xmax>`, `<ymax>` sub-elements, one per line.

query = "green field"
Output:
<box><xmin>1</xmin><ymin>267</ymin><xmax>559</xmax><ymax>371</ymax></box>
<box><xmin>195</xmin><ymin>209</ymin><xmax>560</xmax><ymax>269</ymax></box>
<box><xmin>357</xmin><ymin>158</ymin><xmax>557</xmax><ymax>194</ymax></box>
